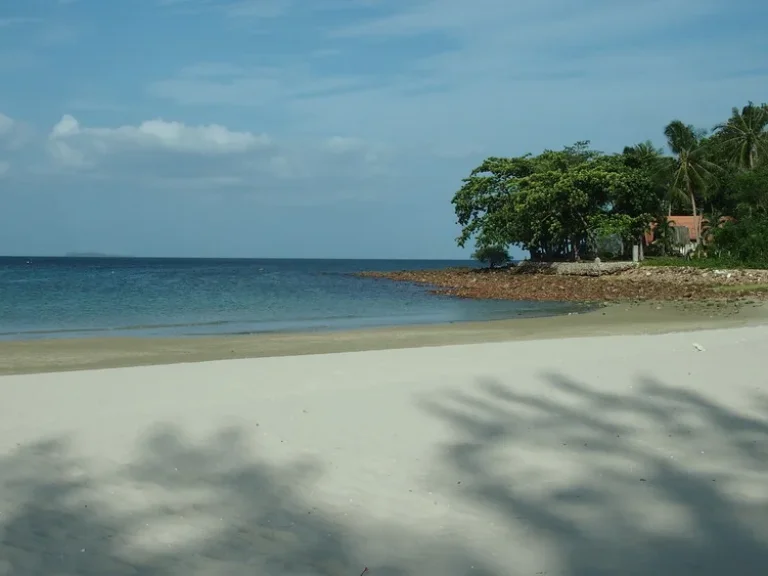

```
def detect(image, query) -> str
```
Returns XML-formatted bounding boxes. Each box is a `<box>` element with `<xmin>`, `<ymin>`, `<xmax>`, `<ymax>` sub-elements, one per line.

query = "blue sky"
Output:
<box><xmin>0</xmin><ymin>0</ymin><xmax>766</xmax><ymax>258</ymax></box>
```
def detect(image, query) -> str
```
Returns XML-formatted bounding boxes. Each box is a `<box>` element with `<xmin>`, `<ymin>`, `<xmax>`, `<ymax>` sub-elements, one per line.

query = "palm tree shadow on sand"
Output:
<box><xmin>417</xmin><ymin>372</ymin><xmax>768</xmax><ymax>575</ymax></box>
<box><xmin>0</xmin><ymin>425</ymin><xmax>497</xmax><ymax>575</ymax></box>
<box><xmin>1</xmin><ymin>372</ymin><xmax>767</xmax><ymax>575</ymax></box>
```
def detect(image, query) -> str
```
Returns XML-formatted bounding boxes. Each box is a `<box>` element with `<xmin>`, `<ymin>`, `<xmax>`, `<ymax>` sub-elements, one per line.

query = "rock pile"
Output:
<box><xmin>357</xmin><ymin>263</ymin><xmax>768</xmax><ymax>302</ymax></box>
<box><xmin>511</xmin><ymin>261</ymin><xmax>638</xmax><ymax>276</ymax></box>
<box><xmin>621</xmin><ymin>266</ymin><xmax>768</xmax><ymax>285</ymax></box>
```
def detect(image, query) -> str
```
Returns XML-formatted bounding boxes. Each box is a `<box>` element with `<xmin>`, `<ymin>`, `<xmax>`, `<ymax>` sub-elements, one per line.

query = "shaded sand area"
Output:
<box><xmin>1</xmin><ymin>326</ymin><xmax>768</xmax><ymax>575</ymax></box>
<box><xmin>2</xmin><ymin>300</ymin><xmax>768</xmax><ymax>375</ymax></box>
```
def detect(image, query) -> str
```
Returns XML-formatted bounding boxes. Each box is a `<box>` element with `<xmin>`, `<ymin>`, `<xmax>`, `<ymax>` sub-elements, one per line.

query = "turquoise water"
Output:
<box><xmin>0</xmin><ymin>257</ymin><xmax>588</xmax><ymax>340</ymax></box>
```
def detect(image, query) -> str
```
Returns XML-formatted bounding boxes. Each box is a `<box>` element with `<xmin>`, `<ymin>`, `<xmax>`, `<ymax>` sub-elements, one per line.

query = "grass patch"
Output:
<box><xmin>642</xmin><ymin>257</ymin><xmax>768</xmax><ymax>270</ymax></box>
<box><xmin>713</xmin><ymin>283</ymin><xmax>768</xmax><ymax>293</ymax></box>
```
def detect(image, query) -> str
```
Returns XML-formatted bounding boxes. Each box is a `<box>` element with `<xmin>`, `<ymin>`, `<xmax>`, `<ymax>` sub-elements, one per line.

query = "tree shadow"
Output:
<box><xmin>4</xmin><ymin>373</ymin><xmax>766</xmax><ymax>575</ymax></box>
<box><xmin>418</xmin><ymin>372</ymin><xmax>768</xmax><ymax>575</ymax></box>
<box><xmin>0</xmin><ymin>424</ymin><xmax>497</xmax><ymax>575</ymax></box>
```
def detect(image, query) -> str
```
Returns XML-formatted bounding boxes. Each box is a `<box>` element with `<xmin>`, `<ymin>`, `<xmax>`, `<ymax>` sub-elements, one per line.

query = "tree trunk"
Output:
<box><xmin>689</xmin><ymin>184</ymin><xmax>700</xmax><ymax>244</ymax></box>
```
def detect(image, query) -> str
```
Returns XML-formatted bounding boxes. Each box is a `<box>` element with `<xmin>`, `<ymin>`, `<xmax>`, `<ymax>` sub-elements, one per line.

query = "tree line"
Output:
<box><xmin>453</xmin><ymin>101</ymin><xmax>768</xmax><ymax>267</ymax></box>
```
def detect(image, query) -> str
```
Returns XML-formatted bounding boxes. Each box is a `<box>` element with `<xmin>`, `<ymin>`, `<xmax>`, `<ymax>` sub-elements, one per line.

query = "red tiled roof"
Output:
<box><xmin>645</xmin><ymin>216</ymin><xmax>702</xmax><ymax>244</ymax></box>
<box><xmin>644</xmin><ymin>215</ymin><xmax>733</xmax><ymax>245</ymax></box>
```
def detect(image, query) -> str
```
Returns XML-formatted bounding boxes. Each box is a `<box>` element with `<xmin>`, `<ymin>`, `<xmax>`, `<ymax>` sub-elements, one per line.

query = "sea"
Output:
<box><xmin>0</xmin><ymin>257</ymin><xmax>586</xmax><ymax>341</ymax></box>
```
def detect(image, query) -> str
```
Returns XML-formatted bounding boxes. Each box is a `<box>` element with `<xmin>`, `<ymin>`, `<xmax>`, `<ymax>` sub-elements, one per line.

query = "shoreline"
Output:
<box><xmin>357</xmin><ymin>264</ymin><xmax>768</xmax><ymax>301</ymax></box>
<box><xmin>0</xmin><ymin>300</ymin><xmax>592</xmax><ymax>343</ymax></box>
<box><xmin>2</xmin><ymin>300</ymin><xmax>767</xmax><ymax>375</ymax></box>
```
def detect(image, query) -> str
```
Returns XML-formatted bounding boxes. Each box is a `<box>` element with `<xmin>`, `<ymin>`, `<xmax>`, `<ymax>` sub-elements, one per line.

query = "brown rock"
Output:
<box><xmin>355</xmin><ymin>264</ymin><xmax>768</xmax><ymax>303</ymax></box>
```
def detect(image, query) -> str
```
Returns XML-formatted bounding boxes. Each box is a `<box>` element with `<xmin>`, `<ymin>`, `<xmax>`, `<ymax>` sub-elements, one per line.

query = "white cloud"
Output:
<box><xmin>157</xmin><ymin>0</ymin><xmax>382</xmax><ymax>19</ymax></box>
<box><xmin>49</xmin><ymin>115</ymin><xmax>79</xmax><ymax>138</ymax></box>
<box><xmin>0</xmin><ymin>113</ymin><xmax>14</xmax><ymax>136</ymax></box>
<box><xmin>324</xmin><ymin>136</ymin><xmax>365</xmax><ymax>154</ymax></box>
<box><xmin>225</xmin><ymin>0</ymin><xmax>291</xmax><ymax>18</ymax></box>
<box><xmin>66</xmin><ymin>98</ymin><xmax>126</xmax><ymax>112</ymax></box>
<box><xmin>7</xmin><ymin>0</ymin><xmax>766</xmax><ymax>209</ymax></box>
<box><xmin>0</xmin><ymin>112</ymin><xmax>36</xmax><ymax>180</ymax></box>
<box><xmin>0</xmin><ymin>17</ymin><xmax>40</xmax><ymax>28</ymax></box>
<box><xmin>0</xmin><ymin>112</ymin><xmax>31</xmax><ymax>151</ymax></box>
<box><xmin>48</xmin><ymin>140</ymin><xmax>88</xmax><ymax>168</ymax></box>
<box><xmin>157</xmin><ymin>0</ymin><xmax>292</xmax><ymax>19</ymax></box>
<box><xmin>147</xmin><ymin>62</ymin><xmax>371</xmax><ymax>107</ymax></box>
<box><xmin>36</xmin><ymin>23</ymin><xmax>79</xmax><ymax>47</ymax></box>
<box><xmin>48</xmin><ymin>114</ymin><xmax>270</xmax><ymax>166</ymax></box>
<box><xmin>329</xmin><ymin>0</ymin><xmax>718</xmax><ymax>40</ymax></box>
<box><xmin>322</xmin><ymin>0</ymin><xmax>736</xmax><ymax>88</ymax></box>
<box><xmin>145</xmin><ymin>0</ymin><xmax>766</xmax><ymax>161</ymax></box>
<box><xmin>37</xmin><ymin>113</ymin><xmax>389</xmax><ymax>203</ymax></box>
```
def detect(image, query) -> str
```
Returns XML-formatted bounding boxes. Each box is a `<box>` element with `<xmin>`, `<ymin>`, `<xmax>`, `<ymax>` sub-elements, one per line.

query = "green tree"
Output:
<box><xmin>452</xmin><ymin>143</ymin><xmax>658</xmax><ymax>261</ymax></box>
<box><xmin>451</xmin><ymin>156</ymin><xmax>535</xmax><ymax>249</ymax></box>
<box><xmin>663</xmin><ymin>120</ymin><xmax>720</xmax><ymax>240</ymax></box>
<box><xmin>622</xmin><ymin>141</ymin><xmax>665</xmax><ymax>170</ymax></box>
<box><xmin>622</xmin><ymin>141</ymin><xmax>675</xmax><ymax>215</ymax></box>
<box><xmin>712</xmin><ymin>102</ymin><xmax>768</xmax><ymax>170</ymax></box>
<box><xmin>449</xmin><ymin>100</ymin><xmax>768</xmax><ymax>267</ymax></box>
<box><xmin>515</xmin><ymin>159</ymin><xmax>651</xmax><ymax>259</ymax></box>
<box><xmin>472</xmin><ymin>245</ymin><xmax>510</xmax><ymax>268</ymax></box>
<box><xmin>712</xmin><ymin>215</ymin><xmax>768</xmax><ymax>266</ymax></box>
<box><xmin>731</xmin><ymin>164</ymin><xmax>768</xmax><ymax>217</ymax></box>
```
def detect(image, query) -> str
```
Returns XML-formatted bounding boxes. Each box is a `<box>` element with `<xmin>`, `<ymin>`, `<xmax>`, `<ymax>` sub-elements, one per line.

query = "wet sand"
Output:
<box><xmin>2</xmin><ymin>300</ymin><xmax>767</xmax><ymax>375</ymax></box>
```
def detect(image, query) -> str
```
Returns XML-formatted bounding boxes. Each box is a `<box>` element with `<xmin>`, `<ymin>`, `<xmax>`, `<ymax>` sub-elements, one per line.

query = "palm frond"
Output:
<box><xmin>712</xmin><ymin>101</ymin><xmax>768</xmax><ymax>169</ymax></box>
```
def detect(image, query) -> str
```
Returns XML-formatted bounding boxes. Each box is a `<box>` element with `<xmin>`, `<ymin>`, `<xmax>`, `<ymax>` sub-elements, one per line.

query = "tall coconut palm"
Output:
<box><xmin>622</xmin><ymin>141</ymin><xmax>662</xmax><ymax>165</ymax></box>
<box><xmin>663</xmin><ymin>120</ymin><xmax>719</xmax><ymax>242</ymax></box>
<box><xmin>712</xmin><ymin>102</ymin><xmax>768</xmax><ymax>170</ymax></box>
<box><xmin>623</xmin><ymin>140</ymin><xmax>675</xmax><ymax>215</ymax></box>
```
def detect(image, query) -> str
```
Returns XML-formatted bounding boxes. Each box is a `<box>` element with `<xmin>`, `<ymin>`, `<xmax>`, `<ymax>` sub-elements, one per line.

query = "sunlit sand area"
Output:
<box><xmin>1</xmin><ymin>324</ymin><xmax>767</xmax><ymax>575</ymax></box>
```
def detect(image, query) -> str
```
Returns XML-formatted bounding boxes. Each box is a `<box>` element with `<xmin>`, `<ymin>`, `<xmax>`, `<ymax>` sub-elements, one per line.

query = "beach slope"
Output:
<box><xmin>2</xmin><ymin>300</ymin><xmax>768</xmax><ymax>375</ymax></box>
<box><xmin>1</xmin><ymin>326</ymin><xmax>767</xmax><ymax>574</ymax></box>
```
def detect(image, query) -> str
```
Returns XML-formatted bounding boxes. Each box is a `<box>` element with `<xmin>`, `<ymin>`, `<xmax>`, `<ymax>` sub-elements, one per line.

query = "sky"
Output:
<box><xmin>0</xmin><ymin>0</ymin><xmax>766</xmax><ymax>259</ymax></box>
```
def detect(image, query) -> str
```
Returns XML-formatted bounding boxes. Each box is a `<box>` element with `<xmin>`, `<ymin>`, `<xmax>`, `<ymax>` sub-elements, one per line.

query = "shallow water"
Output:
<box><xmin>0</xmin><ymin>257</ymin><xmax>589</xmax><ymax>340</ymax></box>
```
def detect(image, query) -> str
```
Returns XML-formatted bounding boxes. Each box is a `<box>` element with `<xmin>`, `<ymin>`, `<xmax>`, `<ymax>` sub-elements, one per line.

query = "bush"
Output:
<box><xmin>642</xmin><ymin>256</ymin><xmax>752</xmax><ymax>269</ymax></box>
<box><xmin>644</xmin><ymin>216</ymin><xmax>768</xmax><ymax>269</ymax></box>
<box><xmin>712</xmin><ymin>216</ymin><xmax>768</xmax><ymax>267</ymax></box>
<box><xmin>472</xmin><ymin>245</ymin><xmax>510</xmax><ymax>268</ymax></box>
<box><xmin>594</xmin><ymin>233</ymin><xmax>624</xmax><ymax>260</ymax></box>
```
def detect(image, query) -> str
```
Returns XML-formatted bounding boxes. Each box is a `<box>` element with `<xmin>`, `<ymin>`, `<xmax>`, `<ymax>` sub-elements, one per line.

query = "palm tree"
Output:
<box><xmin>622</xmin><ymin>141</ymin><xmax>663</xmax><ymax>167</ymax></box>
<box><xmin>712</xmin><ymin>102</ymin><xmax>768</xmax><ymax>170</ymax></box>
<box><xmin>663</xmin><ymin>120</ymin><xmax>719</xmax><ymax>242</ymax></box>
<box><xmin>623</xmin><ymin>140</ymin><xmax>675</xmax><ymax>214</ymax></box>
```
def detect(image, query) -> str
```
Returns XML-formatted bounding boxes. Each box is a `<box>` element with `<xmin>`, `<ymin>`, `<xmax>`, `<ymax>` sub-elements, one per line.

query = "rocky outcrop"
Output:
<box><xmin>511</xmin><ymin>261</ymin><xmax>638</xmax><ymax>276</ymax></box>
<box><xmin>357</xmin><ymin>263</ymin><xmax>768</xmax><ymax>302</ymax></box>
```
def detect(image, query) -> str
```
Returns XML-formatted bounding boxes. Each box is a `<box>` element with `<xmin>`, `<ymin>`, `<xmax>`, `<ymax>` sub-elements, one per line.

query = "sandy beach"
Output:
<box><xmin>1</xmin><ymin>321</ymin><xmax>768</xmax><ymax>575</ymax></box>
<box><xmin>2</xmin><ymin>300</ymin><xmax>768</xmax><ymax>376</ymax></box>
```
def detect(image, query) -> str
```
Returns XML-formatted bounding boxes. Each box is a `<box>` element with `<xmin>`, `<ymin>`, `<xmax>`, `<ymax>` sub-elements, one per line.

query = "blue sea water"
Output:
<box><xmin>0</xmin><ymin>257</ymin><xmax>587</xmax><ymax>341</ymax></box>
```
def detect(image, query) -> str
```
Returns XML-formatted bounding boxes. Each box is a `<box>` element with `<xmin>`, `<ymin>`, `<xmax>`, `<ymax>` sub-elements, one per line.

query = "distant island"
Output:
<box><xmin>65</xmin><ymin>252</ymin><xmax>131</xmax><ymax>258</ymax></box>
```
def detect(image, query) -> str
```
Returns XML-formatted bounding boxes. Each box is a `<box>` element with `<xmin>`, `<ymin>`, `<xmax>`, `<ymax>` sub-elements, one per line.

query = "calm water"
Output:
<box><xmin>0</xmin><ymin>257</ymin><xmax>587</xmax><ymax>340</ymax></box>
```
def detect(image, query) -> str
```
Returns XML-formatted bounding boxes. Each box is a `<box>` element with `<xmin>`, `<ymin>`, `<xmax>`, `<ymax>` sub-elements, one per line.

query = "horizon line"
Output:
<box><xmin>0</xmin><ymin>255</ymin><xmax>476</xmax><ymax>261</ymax></box>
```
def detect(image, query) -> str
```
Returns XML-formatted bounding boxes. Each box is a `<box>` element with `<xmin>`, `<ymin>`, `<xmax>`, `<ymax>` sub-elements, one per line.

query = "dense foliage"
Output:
<box><xmin>472</xmin><ymin>245</ymin><xmax>510</xmax><ymax>268</ymax></box>
<box><xmin>454</xmin><ymin>102</ymin><xmax>768</xmax><ymax>266</ymax></box>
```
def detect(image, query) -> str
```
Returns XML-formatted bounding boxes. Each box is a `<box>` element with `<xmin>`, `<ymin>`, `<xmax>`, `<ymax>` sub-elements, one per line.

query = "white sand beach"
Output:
<box><xmin>1</xmin><ymin>326</ymin><xmax>767</xmax><ymax>575</ymax></box>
